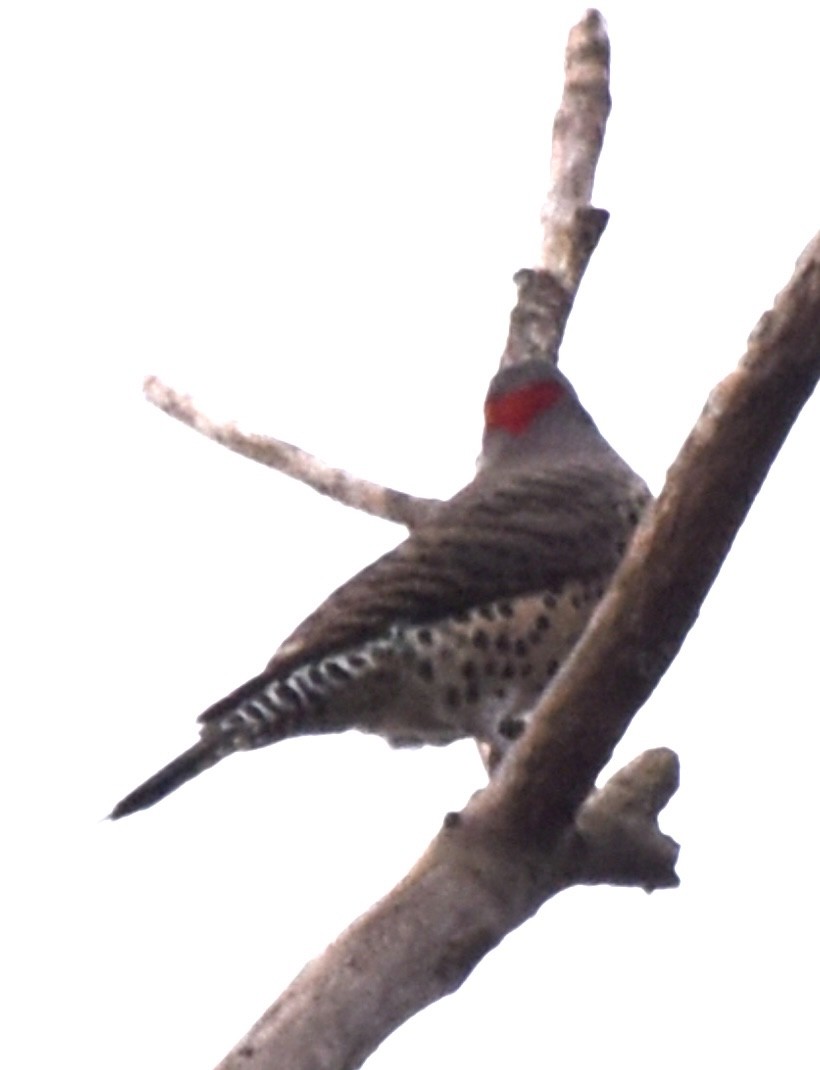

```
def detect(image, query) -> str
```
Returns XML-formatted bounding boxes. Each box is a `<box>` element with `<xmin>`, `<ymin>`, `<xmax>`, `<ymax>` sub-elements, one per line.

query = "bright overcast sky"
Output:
<box><xmin>3</xmin><ymin>3</ymin><xmax>819</xmax><ymax>1068</ymax></box>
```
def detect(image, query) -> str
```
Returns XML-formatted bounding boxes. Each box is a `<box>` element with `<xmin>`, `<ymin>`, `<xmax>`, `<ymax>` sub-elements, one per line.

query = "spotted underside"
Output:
<box><xmin>196</xmin><ymin>463</ymin><xmax>648</xmax><ymax>754</ymax></box>
<box><xmin>204</xmin><ymin>576</ymin><xmax>609</xmax><ymax>758</ymax></box>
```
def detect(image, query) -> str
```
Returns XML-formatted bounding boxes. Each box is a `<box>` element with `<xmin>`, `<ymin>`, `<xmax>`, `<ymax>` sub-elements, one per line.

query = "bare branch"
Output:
<box><xmin>214</xmin><ymin>233</ymin><xmax>820</xmax><ymax>1070</ymax></box>
<box><xmin>215</xmin><ymin>750</ymin><xmax>679</xmax><ymax>1070</ymax></box>
<box><xmin>143</xmin><ymin>376</ymin><xmax>441</xmax><ymax>528</ymax></box>
<box><xmin>572</xmin><ymin>747</ymin><xmax>681</xmax><ymax>889</ymax></box>
<box><xmin>541</xmin><ymin>9</ymin><xmax>611</xmax><ymax>274</ymax></box>
<box><xmin>502</xmin><ymin>9</ymin><xmax>611</xmax><ymax>369</ymax></box>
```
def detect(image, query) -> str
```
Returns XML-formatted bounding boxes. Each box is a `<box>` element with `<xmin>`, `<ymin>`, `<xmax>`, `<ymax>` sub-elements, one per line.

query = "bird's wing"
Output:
<box><xmin>257</xmin><ymin>461</ymin><xmax>647</xmax><ymax>681</ymax></box>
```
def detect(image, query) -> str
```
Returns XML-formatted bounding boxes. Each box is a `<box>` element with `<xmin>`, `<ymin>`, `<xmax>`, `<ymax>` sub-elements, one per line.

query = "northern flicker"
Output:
<box><xmin>111</xmin><ymin>359</ymin><xmax>649</xmax><ymax>820</ymax></box>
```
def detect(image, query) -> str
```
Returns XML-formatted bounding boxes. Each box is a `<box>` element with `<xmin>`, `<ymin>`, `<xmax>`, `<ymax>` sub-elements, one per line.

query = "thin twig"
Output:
<box><xmin>143</xmin><ymin>376</ymin><xmax>441</xmax><ymax>528</ymax></box>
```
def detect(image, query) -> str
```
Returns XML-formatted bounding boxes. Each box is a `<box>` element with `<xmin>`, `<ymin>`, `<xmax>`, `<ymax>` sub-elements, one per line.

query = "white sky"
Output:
<box><xmin>3</xmin><ymin>3</ymin><xmax>819</xmax><ymax>1067</ymax></box>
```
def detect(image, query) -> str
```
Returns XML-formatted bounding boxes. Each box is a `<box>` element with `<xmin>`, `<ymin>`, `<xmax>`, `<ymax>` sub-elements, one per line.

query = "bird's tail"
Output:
<box><xmin>108</xmin><ymin>667</ymin><xmax>318</xmax><ymax>820</ymax></box>
<box><xmin>108</xmin><ymin>738</ymin><xmax>230</xmax><ymax>820</ymax></box>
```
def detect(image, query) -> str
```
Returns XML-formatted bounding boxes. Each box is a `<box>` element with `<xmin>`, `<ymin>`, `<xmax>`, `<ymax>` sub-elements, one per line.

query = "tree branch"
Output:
<box><xmin>214</xmin><ymin>228</ymin><xmax>820</xmax><ymax>1070</ymax></box>
<box><xmin>143</xmin><ymin>376</ymin><xmax>440</xmax><ymax>528</ymax></box>
<box><xmin>215</xmin><ymin>750</ymin><xmax>679</xmax><ymax>1070</ymax></box>
<box><xmin>502</xmin><ymin>9</ymin><xmax>611</xmax><ymax>369</ymax></box>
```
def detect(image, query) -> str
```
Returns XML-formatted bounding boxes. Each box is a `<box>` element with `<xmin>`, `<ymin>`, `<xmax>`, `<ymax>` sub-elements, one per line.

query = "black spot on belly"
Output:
<box><xmin>472</xmin><ymin>629</ymin><xmax>489</xmax><ymax>650</ymax></box>
<box><xmin>418</xmin><ymin>659</ymin><xmax>434</xmax><ymax>682</ymax></box>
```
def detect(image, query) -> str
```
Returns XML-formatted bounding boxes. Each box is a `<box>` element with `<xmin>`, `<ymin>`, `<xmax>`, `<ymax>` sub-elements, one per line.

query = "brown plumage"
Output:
<box><xmin>111</xmin><ymin>360</ymin><xmax>649</xmax><ymax>820</ymax></box>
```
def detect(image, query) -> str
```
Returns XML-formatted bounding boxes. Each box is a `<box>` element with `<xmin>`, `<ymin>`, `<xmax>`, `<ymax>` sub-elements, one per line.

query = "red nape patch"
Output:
<box><xmin>484</xmin><ymin>380</ymin><xmax>564</xmax><ymax>435</ymax></box>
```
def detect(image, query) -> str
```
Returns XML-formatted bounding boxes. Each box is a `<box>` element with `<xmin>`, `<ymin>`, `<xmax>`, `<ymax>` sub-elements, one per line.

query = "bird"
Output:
<box><xmin>110</xmin><ymin>359</ymin><xmax>649</xmax><ymax>820</ymax></box>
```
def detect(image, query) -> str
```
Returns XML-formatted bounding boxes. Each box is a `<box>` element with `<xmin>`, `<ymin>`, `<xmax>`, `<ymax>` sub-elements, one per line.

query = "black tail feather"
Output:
<box><xmin>109</xmin><ymin>738</ymin><xmax>223</xmax><ymax>820</ymax></box>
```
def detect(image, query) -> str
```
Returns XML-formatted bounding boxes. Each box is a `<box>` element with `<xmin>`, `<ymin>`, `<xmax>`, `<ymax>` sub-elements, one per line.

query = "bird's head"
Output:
<box><xmin>479</xmin><ymin>360</ymin><xmax>598</xmax><ymax>470</ymax></box>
